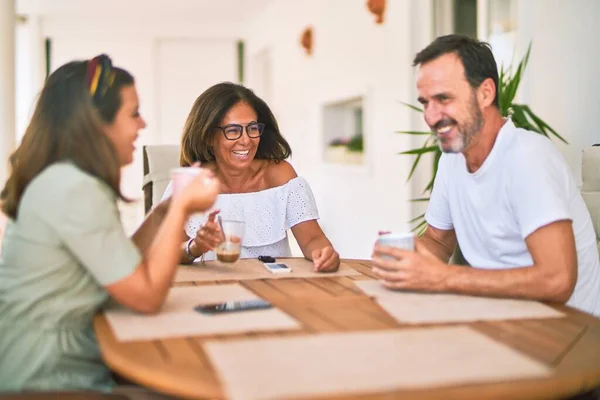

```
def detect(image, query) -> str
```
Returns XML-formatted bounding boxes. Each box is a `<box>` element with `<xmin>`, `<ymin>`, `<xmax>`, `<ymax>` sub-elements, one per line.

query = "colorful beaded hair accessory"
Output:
<box><xmin>86</xmin><ymin>54</ymin><xmax>116</xmax><ymax>102</ymax></box>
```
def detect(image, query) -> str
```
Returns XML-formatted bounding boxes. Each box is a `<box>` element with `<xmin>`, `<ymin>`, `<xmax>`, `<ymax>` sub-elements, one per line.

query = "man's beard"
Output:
<box><xmin>433</xmin><ymin>97</ymin><xmax>484</xmax><ymax>154</ymax></box>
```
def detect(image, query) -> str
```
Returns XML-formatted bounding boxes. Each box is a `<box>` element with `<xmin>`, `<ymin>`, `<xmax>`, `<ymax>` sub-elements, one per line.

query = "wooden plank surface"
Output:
<box><xmin>94</xmin><ymin>259</ymin><xmax>600</xmax><ymax>400</ymax></box>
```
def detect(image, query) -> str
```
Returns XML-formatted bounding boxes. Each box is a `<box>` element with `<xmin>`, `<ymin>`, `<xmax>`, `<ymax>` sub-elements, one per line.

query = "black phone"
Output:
<box><xmin>194</xmin><ymin>299</ymin><xmax>272</xmax><ymax>315</ymax></box>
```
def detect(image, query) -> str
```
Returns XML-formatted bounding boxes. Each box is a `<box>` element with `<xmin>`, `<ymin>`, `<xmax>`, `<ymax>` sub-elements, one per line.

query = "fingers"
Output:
<box><xmin>370</xmin><ymin>254</ymin><xmax>405</xmax><ymax>272</ymax></box>
<box><xmin>372</xmin><ymin>264</ymin><xmax>409</xmax><ymax>282</ymax></box>
<box><xmin>319</xmin><ymin>251</ymin><xmax>340</xmax><ymax>272</ymax></box>
<box><xmin>311</xmin><ymin>248</ymin><xmax>324</xmax><ymax>271</ymax></box>
<box><xmin>182</xmin><ymin>170</ymin><xmax>219</xmax><ymax>213</ymax></box>
<box><xmin>373</xmin><ymin>244</ymin><xmax>412</xmax><ymax>260</ymax></box>
<box><xmin>381</xmin><ymin>279</ymin><xmax>410</xmax><ymax>290</ymax></box>
<box><xmin>206</xmin><ymin>209</ymin><xmax>220</xmax><ymax>222</ymax></box>
<box><xmin>311</xmin><ymin>248</ymin><xmax>323</xmax><ymax>264</ymax></box>
<box><xmin>194</xmin><ymin>221</ymin><xmax>223</xmax><ymax>252</ymax></box>
<box><xmin>313</xmin><ymin>247</ymin><xmax>340</xmax><ymax>272</ymax></box>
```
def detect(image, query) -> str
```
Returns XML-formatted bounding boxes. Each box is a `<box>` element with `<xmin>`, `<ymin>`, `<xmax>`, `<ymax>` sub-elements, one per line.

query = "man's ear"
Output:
<box><xmin>477</xmin><ymin>77</ymin><xmax>497</xmax><ymax>108</ymax></box>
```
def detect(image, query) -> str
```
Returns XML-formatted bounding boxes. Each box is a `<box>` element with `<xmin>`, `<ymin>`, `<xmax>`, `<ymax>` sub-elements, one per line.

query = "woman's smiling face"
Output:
<box><xmin>211</xmin><ymin>101</ymin><xmax>261</xmax><ymax>170</ymax></box>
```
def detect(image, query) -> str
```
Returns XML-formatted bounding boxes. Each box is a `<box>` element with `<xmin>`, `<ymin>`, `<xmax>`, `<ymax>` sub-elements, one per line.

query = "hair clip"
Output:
<box><xmin>258</xmin><ymin>255</ymin><xmax>276</xmax><ymax>263</ymax></box>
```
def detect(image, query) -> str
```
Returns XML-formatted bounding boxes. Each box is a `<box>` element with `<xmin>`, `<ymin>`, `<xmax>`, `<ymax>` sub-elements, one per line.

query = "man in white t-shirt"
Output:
<box><xmin>372</xmin><ymin>34</ymin><xmax>600</xmax><ymax>316</ymax></box>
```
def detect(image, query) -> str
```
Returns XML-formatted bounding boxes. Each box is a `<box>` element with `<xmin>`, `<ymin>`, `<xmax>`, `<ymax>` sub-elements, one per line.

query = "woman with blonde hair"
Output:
<box><xmin>0</xmin><ymin>55</ymin><xmax>219</xmax><ymax>392</ymax></box>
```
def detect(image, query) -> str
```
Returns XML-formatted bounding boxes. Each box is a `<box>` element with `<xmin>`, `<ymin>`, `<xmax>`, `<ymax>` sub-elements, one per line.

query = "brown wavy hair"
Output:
<box><xmin>1</xmin><ymin>58</ymin><xmax>134</xmax><ymax>219</ymax></box>
<box><xmin>180</xmin><ymin>82</ymin><xmax>292</xmax><ymax>166</ymax></box>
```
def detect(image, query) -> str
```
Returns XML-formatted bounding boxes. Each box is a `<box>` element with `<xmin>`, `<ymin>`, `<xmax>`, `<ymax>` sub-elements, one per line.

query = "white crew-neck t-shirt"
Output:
<box><xmin>425</xmin><ymin>119</ymin><xmax>600</xmax><ymax>316</ymax></box>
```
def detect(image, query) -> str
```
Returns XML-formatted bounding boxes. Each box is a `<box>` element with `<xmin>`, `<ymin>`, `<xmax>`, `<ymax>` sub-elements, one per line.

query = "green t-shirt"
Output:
<box><xmin>0</xmin><ymin>163</ymin><xmax>141</xmax><ymax>391</ymax></box>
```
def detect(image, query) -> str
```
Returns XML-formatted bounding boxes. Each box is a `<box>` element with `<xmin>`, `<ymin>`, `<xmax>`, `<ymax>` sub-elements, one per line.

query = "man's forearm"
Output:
<box><xmin>442</xmin><ymin>264</ymin><xmax>574</xmax><ymax>303</ymax></box>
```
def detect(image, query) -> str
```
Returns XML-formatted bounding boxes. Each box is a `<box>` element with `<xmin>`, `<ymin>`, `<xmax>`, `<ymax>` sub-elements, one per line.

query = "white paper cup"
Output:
<box><xmin>171</xmin><ymin>167</ymin><xmax>202</xmax><ymax>197</ymax></box>
<box><xmin>376</xmin><ymin>232</ymin><xmax>415</xmax><ymax>250</ymax></box>
<box><xmin>375</xmin><ymin>232</ymin><xmax>415</xmax><ymax>260</ymax></box>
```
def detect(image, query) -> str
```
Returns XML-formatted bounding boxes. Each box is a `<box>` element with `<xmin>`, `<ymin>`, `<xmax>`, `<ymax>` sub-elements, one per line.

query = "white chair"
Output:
<box><xmin>582</xmin><ymin>145</ymin><xmax>600</xmax><ymax>254</ymax></box>
<box><xmin>142</xmin><ymin>144</ymin><xmax>180</xmax><ymax>214</ymax></box>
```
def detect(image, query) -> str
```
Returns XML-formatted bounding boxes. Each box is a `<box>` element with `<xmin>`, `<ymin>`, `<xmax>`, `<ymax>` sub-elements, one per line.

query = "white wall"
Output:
<box><xmin>42</xmin><ymin>18</ymin><xmax>239</xmax><ymax>198</ymax></box>
<box><xmin>156</xmin><ymin>39</ymin><xmax>237</xmax><ymax>145</ymax></box>
<box><xmin>517</xmin><ymin>0</ymin><xmax>600</xmax><ymax>185</ymax></box>
<box><xmin>244</xmin><ymin>0</ymin><xmax>423</xmax><ymax>258</ymax></box>
<box><xmin>15</xmin><ymin>15</ymin><xmax>45</xmax><ymax>145</ymax></box>
<box><xmin>20</xmin><ymin>16</ymin><xmax>235</xmax><ymax>232</ymax></box>
<box><xmin>16</xmin><ymin>0</ymin><xmax>597</xmax><ymax>254</ymax></box>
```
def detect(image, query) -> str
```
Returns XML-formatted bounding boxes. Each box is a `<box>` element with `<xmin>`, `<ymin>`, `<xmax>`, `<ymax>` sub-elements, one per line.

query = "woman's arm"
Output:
<box><xmin>130</xmin><ymin>198</ymin><xmax>171</xmax><ymax>254</ymax></box>
<box><xmin>291</xmin><ymin>220</ymin><xmax>340</xmax><ymax>272</ymax></box>
<box><xmin>264</xmin><ymin>160</ymin><xmax>340</xmax><ymax>272</ymax></box>
<box><xmin>106</xmin><ymin>170</ymin><xmax>219</xmax><ymax>313</ymax></box>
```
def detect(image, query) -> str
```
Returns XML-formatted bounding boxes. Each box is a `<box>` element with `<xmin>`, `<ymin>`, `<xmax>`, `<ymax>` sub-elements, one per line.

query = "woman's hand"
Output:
<box><xmin>178</xmin><ymin>168</ymin><xmax>220</xmax><ymax>215</ymax></box>
<box><xmin>312</xmin><ymin>246</ymin><xmax>340</xmax><ymax>272</ymax></box>
<box><xmin>190</xmin><ymin>210</ymin><xmax>223</xmax><ymax>256</ymax></box>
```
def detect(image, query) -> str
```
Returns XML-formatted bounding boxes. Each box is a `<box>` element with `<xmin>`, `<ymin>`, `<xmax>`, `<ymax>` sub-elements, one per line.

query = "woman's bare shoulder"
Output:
<box><xmin>263</xmin><ymin>160</ymin><xmax>298</xmax><ymax>189</ymax></box>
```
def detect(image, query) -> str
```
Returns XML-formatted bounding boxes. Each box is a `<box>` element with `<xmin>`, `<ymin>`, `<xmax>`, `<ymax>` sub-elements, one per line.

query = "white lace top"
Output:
<box><xmin>162</xmin><ymin>177</ymin><xmax>319</xmax><ymax>261</ymax></box>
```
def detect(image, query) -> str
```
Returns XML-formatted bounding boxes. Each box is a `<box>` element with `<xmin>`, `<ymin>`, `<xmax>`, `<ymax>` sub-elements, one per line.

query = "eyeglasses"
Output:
<box><xmin>216</xmin><ymin>122</ymin><xmax>266</xmax><ymax>141</ymax></box>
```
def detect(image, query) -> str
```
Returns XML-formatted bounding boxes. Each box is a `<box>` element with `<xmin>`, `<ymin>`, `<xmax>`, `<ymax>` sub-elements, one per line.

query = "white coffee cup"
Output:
<box><xmin>375</xmin><ymin>232</ymin><xmax>415</xmax><ymax>259</ymax></box>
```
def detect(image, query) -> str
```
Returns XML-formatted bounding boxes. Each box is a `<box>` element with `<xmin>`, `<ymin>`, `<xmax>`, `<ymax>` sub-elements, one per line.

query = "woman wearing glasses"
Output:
<box><xmin>165</xmin><ymin>82</ymin><xmax>340</xmax><ymax>272</ymax></box>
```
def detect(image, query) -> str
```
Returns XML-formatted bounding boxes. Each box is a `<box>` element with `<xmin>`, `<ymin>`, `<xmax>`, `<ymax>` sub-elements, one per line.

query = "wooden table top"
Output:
<box><xmin>94</xmin><ymin>259</ymin><xmax>600</xmax><ymax>400</ymax></box>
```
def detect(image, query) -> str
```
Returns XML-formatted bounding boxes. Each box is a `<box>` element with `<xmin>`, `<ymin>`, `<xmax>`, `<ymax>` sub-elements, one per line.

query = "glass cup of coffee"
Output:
<box><xmin>215</xmin><ymin>220</ymin><xmax>245</xmax><ymax>264</ymax></box>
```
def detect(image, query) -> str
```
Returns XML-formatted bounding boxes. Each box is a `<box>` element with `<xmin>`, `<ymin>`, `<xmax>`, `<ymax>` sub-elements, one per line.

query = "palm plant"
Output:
<box><xmin>399</xmin><ymin>45</ymin><xmax>567</xmax><ymax>234</ymax></box>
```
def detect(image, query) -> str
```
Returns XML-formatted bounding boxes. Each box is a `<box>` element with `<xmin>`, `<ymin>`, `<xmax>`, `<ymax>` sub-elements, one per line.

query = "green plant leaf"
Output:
<box><xmin>424</xmin><ymin>176</ymin><xmax>435</xmax><ymax>193</ymax></box>
<box><xmin>396</xmin><ymin>130</ymin><xmax>431</xmax><ymax>135</ymax></box>
<box><xmin>399</xmin><ymin>102</ymin><xmax>423</xmax><ymax>113</ymax></box>
<box><xmin>412</xmin><ymin>218</ymin><xmax>428</xmax><ymax>234</ymax></box>
<box><xmin>498</xmin><ymin>65</ymin><xmax>508</xmax><ymax>114</ymax></box>
<box><xmin>399</xmin><ymin>145</ymin><xmax>439</xmax><ymax>155</ymax></box>
<box><xmin>521</xmin><ymin>43</ymin><xmax>532</xmax><ymax>72</ymax></box>
<box><xmin>502</xmin><ymin>61</ymin><xmax>523</xmax><ymax>108</ymax></box>
<box><xmin>500</xmin><ymin>43</ymin><xmax>532</xmax><ymax>113</ymax></box>
<box><xmin>405</xmin><ymin>139</ymin><xmax>437</xmax><ymax>181</ymax></box>
<box><xmin>406</xmin><ymin>152</ymin><xmax>422</xmax><ymax>182</ymax></box>
<box><xmin>432</xmin><ymin>148</ymin><xmax>442</xmax><ymax>179</ymax></box>
<box><xmin>510</xmin><ymin>104</ymin><xmax>538</xmax><ymax>133</ymax></box>
<box><xmin>409</xmin><ymin>197</ymin><xmax>431</xmax><ymax>202</ymax></box>
<box><xmin>421</xmin><ymin>148</ymin><xmax>442</xmax><ymax>194</ymax></box>
<box><xmin>521</xmin><ymin>104</ymin><xmax>568</xmax><ymax>144</ymax></box>
<box><xmin>408</xmin><ymin>213</ymin><xmax>425</xmax><ymax>224</ymax></box>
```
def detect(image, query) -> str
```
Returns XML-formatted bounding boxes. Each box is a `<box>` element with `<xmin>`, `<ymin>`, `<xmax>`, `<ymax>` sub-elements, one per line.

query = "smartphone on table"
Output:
<box><xmin>262</xmin><ymin>262</ymin><xmax>292</xmax><ymax>274</ymax></box>
<box><xmin>194</xmin><ymin>299</ymin><xmax>272</xmax><ymax>315</ymax></box>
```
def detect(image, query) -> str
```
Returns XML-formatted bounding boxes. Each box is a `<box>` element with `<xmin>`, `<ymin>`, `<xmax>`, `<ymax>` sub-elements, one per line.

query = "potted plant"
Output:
<box><xmin>399</xmin><ymin>45</ymin><xmax>567</xmax><ymax>235</ymax></box>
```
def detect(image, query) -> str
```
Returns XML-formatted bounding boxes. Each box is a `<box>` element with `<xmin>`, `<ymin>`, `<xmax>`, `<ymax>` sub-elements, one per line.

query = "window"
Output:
<box><xmin>486</xmin><ymin>0</ymin><xmax>518</xmax><ymax>68</ymax></box>
<box><xmin>434</xmin><ymin>0</ymin><xmax>477</xmax><ymax>38</ymax></box>
<box><xmin>434</xmin><ymin>0</ymin><xmax>518</xmax><ymax>68</ymax></box>
<box><xmin>323</xmin><ymin>97</ymin><xmax>364</xmax><ymax>165</ymax></box>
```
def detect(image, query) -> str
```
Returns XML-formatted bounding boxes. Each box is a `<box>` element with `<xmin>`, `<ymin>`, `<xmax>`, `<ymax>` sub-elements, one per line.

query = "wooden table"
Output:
<box><xmin>94</xmin><ymin>259</ymin><xmax>600</xmax><ymax>400</ymax></box>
